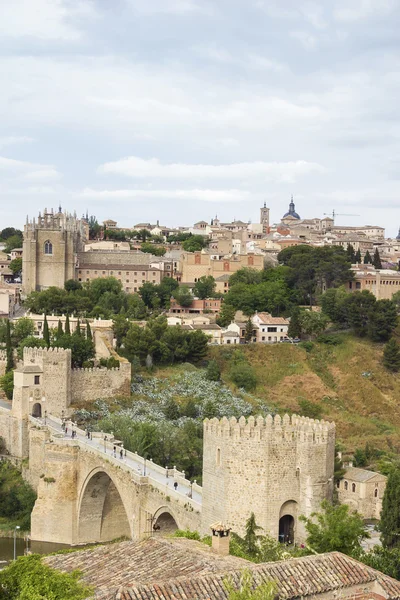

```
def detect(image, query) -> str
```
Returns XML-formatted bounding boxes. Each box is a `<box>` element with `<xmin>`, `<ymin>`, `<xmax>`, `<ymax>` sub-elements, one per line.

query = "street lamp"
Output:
<box><xmin>103</xmin><ymin>435</ymin><xmax>107</xmax><ymax>453</ymax></box>
<box><xmin>14</xmin><ymin>526</ymin><xmax>20</xmax><ymax>561</ymax></box>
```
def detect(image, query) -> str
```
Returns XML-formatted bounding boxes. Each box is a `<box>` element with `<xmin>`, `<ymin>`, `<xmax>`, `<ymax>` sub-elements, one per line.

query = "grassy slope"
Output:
<box><xmin>207</xmin><ymin>335</ymin><xmax>400</xmax><ymax>454</ymax></box>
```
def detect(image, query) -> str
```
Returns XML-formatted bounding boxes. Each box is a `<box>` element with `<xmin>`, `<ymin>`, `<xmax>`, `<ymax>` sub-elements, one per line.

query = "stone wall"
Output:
<box><xmin>0</xmin><ymin>350</ymin><xmax>6</xmax><ymax>378</ymax></box>
<box><xmin>201</xmin><ymin>414</ymin><xmax>335</xmax><ymax>543</ymax></box>
<box><xmin>71</xmin><ymin>362</ymin><xmax>131</xmax><ymax>403</ymax></box>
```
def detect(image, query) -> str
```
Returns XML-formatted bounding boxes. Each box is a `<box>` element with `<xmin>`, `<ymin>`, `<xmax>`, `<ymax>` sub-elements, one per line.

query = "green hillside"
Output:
<box><xmin>209</xmin><ymin>335</ymin><xmax>400</xmax><ymax>455</ymax></box>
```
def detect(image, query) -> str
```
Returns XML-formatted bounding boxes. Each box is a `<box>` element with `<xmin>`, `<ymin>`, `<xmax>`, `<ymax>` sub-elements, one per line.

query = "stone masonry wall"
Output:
<box><xmin>201</xmin><ymin>414</ymin><xmax>335</xmax><ymax>542</ymax></box>
<box><xmin>71</xmin><ymin>362</ymin><xmax>131</xmax><ymax>403</ymax></box>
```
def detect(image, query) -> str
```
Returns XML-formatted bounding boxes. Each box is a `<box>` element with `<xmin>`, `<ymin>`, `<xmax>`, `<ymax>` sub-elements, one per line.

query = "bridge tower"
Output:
<box><xmin>201</xmin><ymin>414</ymin><xmax>335</xmax><ymax>543</ymax></box>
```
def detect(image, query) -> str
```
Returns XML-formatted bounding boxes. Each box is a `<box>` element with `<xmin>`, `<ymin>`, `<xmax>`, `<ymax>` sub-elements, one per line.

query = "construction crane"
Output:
<box><xmin>323</xmin><ymin>210</ymin><xmax>360</xmax><ymax>219</ymax></box>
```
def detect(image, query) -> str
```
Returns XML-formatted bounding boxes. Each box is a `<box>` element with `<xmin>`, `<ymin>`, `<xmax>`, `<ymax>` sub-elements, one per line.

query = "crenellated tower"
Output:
<box><xmin>201</xmin><ymin>414</ymin><xmax>335</xmax><ymax>543</ymax></box>
<box><xmin>22</xmin><ymin>208</ymin><xmax>87</xmax><ymax>295</ymax></box>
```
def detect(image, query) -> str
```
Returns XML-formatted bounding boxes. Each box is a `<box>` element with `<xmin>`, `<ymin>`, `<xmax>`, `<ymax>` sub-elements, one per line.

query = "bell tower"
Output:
<box><xmin>260</xmin><ymin>202</ymin><xmax>270</xmax><ymax>233</ymax></box>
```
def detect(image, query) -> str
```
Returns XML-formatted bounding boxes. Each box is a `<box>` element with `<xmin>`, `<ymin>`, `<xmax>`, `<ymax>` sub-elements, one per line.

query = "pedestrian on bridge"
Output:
<box><xmin>120</xmin><ymin>448</ymin><xmax>123</xmax><ymax>459</ymax></box>
<box><xmin>113</xmin><ymin>446</ymin><xmax>117</xmax><ymax>458</ymax></box>
<box><xmin>174</xmin><ymin>481</ymin><xmax>178</xmax><ymax>491</ymax></box>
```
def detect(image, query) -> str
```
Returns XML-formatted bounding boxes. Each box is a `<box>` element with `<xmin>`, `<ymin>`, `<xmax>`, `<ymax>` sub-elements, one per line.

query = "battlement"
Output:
<box><xmin>24</xmin><ymin>209</ymin><xmax>85</xmax><ymax>235</ymax></box>
<box><xmin>72</xmin><ymin>367</ymin><xmax>122</xmax><ymax>373</ymax></box>
<box><xmin>204</xmin><ymin>414</ymin><xmax>335</xmax><ymax>443</ymax></box>
<box><xmin>23</xmin><ymin>346</ymin><xmax>71</xmax><ymax>363</ymax></box>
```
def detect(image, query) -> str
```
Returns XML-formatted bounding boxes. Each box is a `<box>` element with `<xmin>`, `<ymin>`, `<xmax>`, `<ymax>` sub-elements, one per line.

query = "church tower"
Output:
<box><xmin>22</xmin><ymin>208</ymin><xmax>87</xmax><ymax>295</ymax></box>
<box><xmin>260</xmin><ymin>202</ymin><xmax>270</xmax><ymax>233</ymax></box>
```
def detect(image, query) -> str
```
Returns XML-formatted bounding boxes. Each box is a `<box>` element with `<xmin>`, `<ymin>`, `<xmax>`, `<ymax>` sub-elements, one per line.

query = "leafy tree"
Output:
<box><xmin>380</xmin><ymin>468</ymin><xmax>400</xmax><ymax>549</ymax></box>
<box><xmin>43</xmin><ymin>315</ymin><xmax>50</xmax><ymax>347</ymax></box>
<box><xmin>13</xmin><ymin>317</ymin><xmax>34</xmax><ymax>345</ymax></box>
<box><xmin>0</xmin><ymin>370</ymin><xmax>14</xmax><ymax>400</ymax></box>
<box><xmin>368</xmin><ymin>299</ymin><xmax>398</xmax><ymax>342</ymax></box>
<box><xmin>224</xmin><ymin>570</ymin><xmax>277</xmax><ymax>600</ymax></box>
<box><xmin>355</xmin><ymin>248</ymin><xmax>362</xmax><ymax>263</ymax></box>
<box><xmin>299</xmin><ymin>311</ymin><xmax>329</xmax><ymax>339</ymax></box>
<box><xmin>0</xmin><ymin>554</ymin><xmax>93</xmax><ymax>600</ymax></box>
<box><xmin>6</xmin><ymin>320</ymin><xmax>13</xmax><ymax>373</ymax></box>
<box><xmin>300</xmin><ymin>500</ymin><xmax>368</xmax><ymax>555</ymax></box>
<box><xmin>76</xmin><ymin>318</ymin><xmax>81</xmax><ymax>336</ymax></box>
<box><xmin>0</xmin><ymin>460</ymin><xmax>36</xmax><ymax>528</ymax></box>
<box><xmin>65</xmin><ymin>279</ymin><xmax>82</xmax><ymax>292</ymax></box>
<box><xmin>17</xmin><ymin>336</ymin><xmax>47</xmax><ymax>359</ymax></box>
<box><xmin>88</xmin><ymin>215</ymin><xmax>101</xmax><ymax>239</ymax></box>
<box><xmin>320</xmin><ymin>286</ymin><xmax>348</xmax><ymax>324</ymax></box>
<box><xmin>54</xmin><ymin>330</ymin><xmax>95</xmax><ymax>368</ymax></box>
<box><xmin>4</xmin><ymin>234</ymin><xmax>23</xmax><ymax>253</ymax></box>
<box><xmin>373</xmin><ymin>248</ymin><xmax>383</xmax><ymax>269</ymax></box>
<box><xmin>244</xmin><ymin>512</ymin><xmax>263</xmax><ymax>555</ymax></box>
<box><xmin>9</xmin><ymin>257</ymin><xmax>22</xmax><ymax>276</ymax></box>
<box><xmin>360</xmin><ymin>546</ymin><xmax>400</xmax><ymax>580</ymax></box>
<box><xmin>174</xmin><ymin>285</ymin><xmax>194</xmax><ymax>307</ymax></box>
<box><xmin>137</xmin><ymin>228</ymin><xmax>152</xmax><ymax>243</ymax></box>
<box><xmin>383</xmin><ymin>338</ymin><xmax>400</xmax><ymax>372</ymax></box>
<box><xmin>57</xmin><ymin>319</ymin><xmax>63</xmax><ymax>338</ymax></box>
<box><xmin>139</xmin><ymin>282</ymin><xmax>159</xmax><ymax>308</ymax></box>
<box><xmin>229</xmin><ymin>268</ymin><xmax>263</xmax><ymax>286</ymax></box>
<box><xmin>230</xmin><ymin>362</ymin><xmax>257</xmax><ymax>391</ymax></box>
<box><xmin>364</xmin><ymin>250</ymin><xmax>373</xmax><ymax>264</ymax></box>
<box><xmin>193</xmin><ymin>276</ymin><xmax>216</xmax><ymax>299</ymax></box>
<box><xmin>0</xmin><ymin>227</ymin><xmax>22</xmax><ymax>241</ymax></box>
<box><xmin>113</xmin><ymin>314</ymin><xmax>130</xmax><ymax>347</ymax></box>
<box><xmin>217</xmin><ymin>303</ymin><xmax>236</xmax><ymax>327</ymax></box>
<box><xmin>344</xmin><ymin>290</ymin><xmax>376</xmax><ymax>336</ymax></box>
<box><xmin>206</xmin><ymin>359</ymin><xmax>221</xmax><ymax>382</ymax></box>
<box><xmin>141</xmin><ymin>242</ymin><xmax>166</xmax><ymax>256</ymax></box>
<box><xmin>182</xmin><ymin>234</ymin><xmax>208</xmax><ymax>252</ymax></box>
<box><xmin>353</xmin><ymin>448</ymin><xmax>368</xmax><ymax>467</ymax></box>
<box><xmin>288</xmin><ymin>306</ymin><xmax>302</xmax><ymax>338</ymax></box>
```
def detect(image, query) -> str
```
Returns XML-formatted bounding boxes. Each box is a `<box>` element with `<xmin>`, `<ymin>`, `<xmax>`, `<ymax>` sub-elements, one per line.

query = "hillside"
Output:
<box><xmin>209</xmin><ymin>335</ymin><xmax>400</xmax><ymax>454</ymax></box>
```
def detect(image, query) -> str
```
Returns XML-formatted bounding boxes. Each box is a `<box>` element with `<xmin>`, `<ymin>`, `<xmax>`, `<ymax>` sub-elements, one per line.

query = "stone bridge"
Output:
<box><xmin>0</xmin><ymin>404</ymin><xmax>202</xmax><ymax>545</ymax></box>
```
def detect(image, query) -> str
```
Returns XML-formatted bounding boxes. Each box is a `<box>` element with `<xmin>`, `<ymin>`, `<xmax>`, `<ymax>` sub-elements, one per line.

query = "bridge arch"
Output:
<box><xmin>152</xmin><ymin>506</ymin><xmax>180</xmax><ymax>535</ymax></box>
<box><xmin>77</xmin><ymin>467</ymin><xmax>132</xmax><ymax>544</ymax></box>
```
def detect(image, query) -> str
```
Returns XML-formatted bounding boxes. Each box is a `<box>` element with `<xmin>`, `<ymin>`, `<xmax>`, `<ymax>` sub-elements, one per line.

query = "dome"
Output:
<box><xmin>283</xmin><ymin>197</ymin><xmax>301</xmax><ymax>220</ymax></box>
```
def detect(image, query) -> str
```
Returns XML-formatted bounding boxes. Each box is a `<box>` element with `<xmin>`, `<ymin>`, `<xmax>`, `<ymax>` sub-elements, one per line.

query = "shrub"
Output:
<box><xmin>299</xmin><ymin>341</ymin><xmax>314</xmax><ymax>353</ymax></box>
<box><xmin>230</xmin><ymin>363</ymin><xmax>257</xmax><ymax>391</ymax></box>
<box><xmin>0</xmin><ymin>370</ymin><xmax>14</xmax><ymax>400</ymax></box>
<box><xmin>206</xmin><ymin>360</ymin><xmax>221</xmax><ymax>382</ymax></box>
<box><xmin>317</xmin><ymin>334</ymin><xmax>344</xmax><ymax>345</ymax></box>
<box><xmin>298</xmin><ymin>399</ymin><xmax>323</xmax><ymax>420</ymax></box>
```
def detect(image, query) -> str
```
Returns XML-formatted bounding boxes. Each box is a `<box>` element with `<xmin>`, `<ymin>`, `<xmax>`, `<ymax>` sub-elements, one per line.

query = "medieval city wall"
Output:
<box><xmin>201</xmin><ymin>414</ymin><xmax>335</xmax><ymax>542</ymax></box>
<box><xmin>71</xmin><ymin>362</ymin><xmax>131</xmax><ymax>403</ymax></box>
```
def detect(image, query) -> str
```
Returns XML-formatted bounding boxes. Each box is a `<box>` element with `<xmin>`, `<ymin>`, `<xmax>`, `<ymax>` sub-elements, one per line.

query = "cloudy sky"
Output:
<box><xmin>1</xmin><ymin>0</ymin><xmax>400</xmax><ymax>235</ymax></box>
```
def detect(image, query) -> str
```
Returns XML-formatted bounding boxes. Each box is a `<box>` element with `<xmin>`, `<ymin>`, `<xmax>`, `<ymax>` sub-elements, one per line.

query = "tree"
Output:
<box><xmin>6</xmin><ymin>320</ymin><xmax>13</xmax><ymax>373</ymax></box>
<box><xmin>224</xmin><ymin>570</ymin><xmax>276</xmax><ymax>600</ymax></box>
<box><xmin>229</xmin><ymin>268</ymin><xmax>263</xmax><ymax>286</ymax></box>
<box><xmin>383</xmin><ymin>338</ymin><xmax>400</xmax><ymax>372</ymax></box>
<box><xmin>193</xmin><ymin>276</ymin><xmax>216</xmax><ymax>299</ymax></box>
<box><xmin>380</xmin><ymin>468</ymin><xmax>400</xmax><ymax>549</ymax></box>
<box><xmin>141</xmin><ymin>242</ymin><xmax>166</xmax><ymax>256</ymax></box>
<box><xmin>54</xmin><ymin>330</ymin><xmax>95</xmax><ymax>368</ymax></box>
<box><xmin>113</xmin><ymin>314</ymin><xmax>130</xmax><ymax>347</ymax></box>
<box><xmin>137</xmin><ymin>228</ymin><xmax>152</xmax><ymax>243</ymax></box>
<box><xmin>57</xmin><ymin>320</ymin><xmax>63</xmax><ymax>338</ymax></box>
<box><xmin>360</xmin><ymin>545</ymin><xmax>400</xmax><ymax>580</ymax></box>
<box><xmin>364</xmin><ymin>250</ymin><xmax>373</xmax><ymax>264</ymax></box>
<box><xmin>0</xmin><ymin>227</ymin><xmax>22</xmax><ymax>241</ymax></box>
<box><xmin>299</xmin><ymin>311</ymin><xmax>329</xmax><ymax>339</ymax></box>
<box><xmin>346</xmin><ymin>244</ymin><xmax>356</xmax><ymax>263</ymax></box>
<box><xmin>4</xmin><ymin>234</ymin><xmax>23</xmax><ymax>253</ymax></box>
<box><xmin>300</xmin><ymin>500</ymin><xmax>368</xmax><ymax>555</ymax></box>
<box><xmin>230</xmin><ymin>362</ymin><xmax>257</xmax><ymax>391</ymax></box>
<box><xmin>65</xmin><ymin>314</ymin><xmax>71</xmax><ymax>335</ymax></box>
<box><xmin>288</xmin><ymin>306</ymin><xmax>302</xmax><ymax>338</ymax></box>
<box><xmin>174</xmin><ymin>285</ymin><xmax>194</xmax><ymax>307</ymax></box>
<box><xmin>0</xmin><ymin>370</ymin><xmax>14</xmax><ymax>400</ymax></box>
<box><xmin>368</xmin><ymin>299</ymin><xmax>398</xmax><ymax>342</ymax></box>
<box><xmin>182</xmin><ymin>235</ymin><xmax>207</xmax><ymax>252</ymax></box>
<box><xmin>43</xmin><ymin>315</ymin><xmax>50</xmax><ymax>347</ymax></box>
<box><xmin>244</xmin><ymin>512</ymin><xmax>263</xmax><ymax>555</ymax></box>
<box><xmin>0</xmin><ymin>554</ymin><xmax>93</xmax><ymax>600</ymax></box>
<box><xmin>244</xmin><ymin>318</ymin><xmax>253</xmax><ymax>343</ymax></box>
<box><xmin>88</xmin><ymin>215</ymin><xmax>101</xmax><ymax>239</ymax></box>
<box><xmin>354</xmin><ymin>248</ymin><xmax>362</xmax><ymax>263</ymax></box>
<box><xmin>76</xmin><ymin>318</ymin><xmax>81</xmax><ymax>336</ymax></box>
<box><xmin>13</xmin><ymin>317</ymin><xmax>35</xmax><ymax>345</ymax></box>
<box><xmin>344</xmin><ymin>290</ymin><xmax>376</xmax><ymax>337</ymax></box>
<box><xmin>217</xmin><ymin>303</ymin><xmax>236</xmax><ymax>327</ymax></box>
<box><xmin>65</xmin><ymin>279</ymin><xmax>82</xmax><ymax>292</ymax></box>
<box><xmin>206</xmin><ymin>359</ymin><xmax>221</xmax><ymax>382</ymax></box>
<box><xmin>86</xmin><ymin>320</ymin><xmax>92</xmax><ymax>340</ymax></box>
<box><xmin>9</xmin><ymin>257</ymin><xmax>22</xmax><ymax>276</ymax></box>
<box><xmin>373</xmin><ymin>248</ymin><xmax>383</xmax><ymax>269</ymax></box>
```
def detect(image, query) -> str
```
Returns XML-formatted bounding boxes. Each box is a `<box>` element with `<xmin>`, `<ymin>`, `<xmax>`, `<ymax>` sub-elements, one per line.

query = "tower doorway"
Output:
<box><xmin>279</xmin><ymin>515</ymin><xmax>294</xmax><ymax>544</ymax></box>
<box><xmin>32</xmin><ymin>403</ymin><xmax>42</xmax><ymax>418</ymax></box>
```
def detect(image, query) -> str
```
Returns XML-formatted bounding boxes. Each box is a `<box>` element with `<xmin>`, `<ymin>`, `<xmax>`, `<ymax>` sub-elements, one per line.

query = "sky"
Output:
<box><xmin>1</xmin><ymin>0</ymin><xmax>400</xmax><ymax>235</ymax></box>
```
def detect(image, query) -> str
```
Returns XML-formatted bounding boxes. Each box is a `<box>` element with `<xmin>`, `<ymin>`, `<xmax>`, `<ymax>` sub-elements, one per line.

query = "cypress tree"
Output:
<box><xmin>86</xmin><ymin>320</ymin><xmax>92</xmax><ymax>341</ymax></box>
<box><xmin>76</xmin><ymin>318</ymin><xmax>81</xmax><ymax>337</ymax></box>
<box><xmin>5</xmin><ymin>320</ymin><xmax>13</xmax><ymax>373</ymax></box>
<box><xmin>373</xmin><ymin>248</ymin><xmax>382</xmax><ymax>269</ymax></box>
<box><xmin>244</xmin><ymin>317</ymin><xmax>253</xmax><ymax>342</ymax></box>
<box><xmin>43</xmin><ymin>315</ymin><xmax>50</xmax><ymax>347</ymax></box>
<box><xmin>65</xmin><ymin>314</ymin><xmax>71</xmax><ymax>336</ymax></box>
<box><xmin>364</xmin><ymin>250</ymin><xmax>372</xmax><ymax>264</ymax></box>
<box><xmin>288</xmin><ymin>306</ymin><xmax>302</xmax><ymax>338</ymax></box>
<box><xmin>346</xmin><ymin>243</ymin><xmax>356</xmax><ymax>263</ymax></box>
<box><xmin>57</xmin><ymin>320</ymin><xmax>63</xmax><ymax>338</ymax></box>
<box><xmin>354</xmin><ymin>248</ymin><xmax>362</xmax><ymax>263</ymax></box>
<box><xmin>383</xmin><ymin>338</ymin><xmax>400</xmax><ymax>372</ymax></box>
<box><xmin>380</xmin><ymin>468</ymin><xmax>400</xmax><ymax>549</ymax></box>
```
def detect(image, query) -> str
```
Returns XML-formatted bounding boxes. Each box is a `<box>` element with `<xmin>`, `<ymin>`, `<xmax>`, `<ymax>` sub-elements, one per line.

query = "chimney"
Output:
<box><xmin>210</xmin><ymin>522</ymin><xmax>231</xmax><ymax>556</ymax></box>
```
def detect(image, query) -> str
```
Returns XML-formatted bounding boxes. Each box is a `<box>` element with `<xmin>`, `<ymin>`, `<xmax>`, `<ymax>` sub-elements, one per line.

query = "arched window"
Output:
<box><xmin>374</xmin><ymin>488</ymin><xmax>378</xmax><ymax>498</ymax></box>
<box><xmin>44</xmin><ymin>240</ymin><xmax>53</xmax><ymax>255</ymax></box>
<box><xmin>352</xmin><ymin>483</ymin><xmax>356</xmax><ymax>493</ymax></box>
<box><xmin>344</xmin><ymin>481</ymin><xmax>348</xmax><ymax>491</ymax></box>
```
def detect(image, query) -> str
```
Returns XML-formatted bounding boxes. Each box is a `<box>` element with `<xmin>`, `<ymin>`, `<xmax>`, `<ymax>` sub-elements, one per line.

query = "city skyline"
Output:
<box><xmin>1</xmin><ymin>1</ymin><xmax>400</xmax><ymax>234</ymax></box>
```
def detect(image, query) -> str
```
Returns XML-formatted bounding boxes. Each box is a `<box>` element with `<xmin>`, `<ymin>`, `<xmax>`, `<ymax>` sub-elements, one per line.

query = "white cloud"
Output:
<box><xmin>334</xmin><ymin>0</ymin><xmax>396</xmax><ymax>22</ymax></box>
<box><xmin>98</xmin><ymin>156</ymin><xmax>326</xmax><ymax>183</ymax></box>
<box><xmin>0</xmin><ymin>136</ymin><xmax>34</xmax><ymax>149</ymax></box>
<box><xmin>0</xmin><ymin>0</ymin><xmax>97</xmax><ymax>41</ymax></box>
<box><xmin>80</xmin><ymin>188</ymin><xmax>252</xmax><ymax>202</ymax></box>
<box><xmin>0</xmin><ymin>155</ymin><xmax>61</xmax><ymax>181</ymax></box>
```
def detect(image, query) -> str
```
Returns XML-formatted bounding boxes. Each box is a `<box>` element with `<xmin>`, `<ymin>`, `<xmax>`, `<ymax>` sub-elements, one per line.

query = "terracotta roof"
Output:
<box><xmin>254</xmin><ymin>312</ymin><xmax>289</xmax><ymax>325</ymax></box>
<box><xmin>44</xmin><ymin>542</ymin><xmax>400</xmax><ymax>600</ymax></box>
<box><xmin>344</xmin><ymin>467</ymin><xmax>387</xmax><ymax>483</ymax></box>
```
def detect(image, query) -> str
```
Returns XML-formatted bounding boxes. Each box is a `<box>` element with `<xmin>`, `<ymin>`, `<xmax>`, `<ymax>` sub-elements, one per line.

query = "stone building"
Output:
<box><xmin>337</xmin><ymin>467</ymin><xmax>387</xmax><ymax>519</ymax></box>
<box><xmin>23</xmin><ymin>208</ymin><xmax>86</xmax><ymax>295</ymax></box>
<box><xmin>181</xmin><ymin>251</ymin><xmax>264</xmax><ymax>285</ymax></box>
<box><xmin>346</xmin><ymin>265</ymin><xmax>400</xmax><ymax>300</ymax></box>
<box><xmin>201</xmin><ymin>414</ymin><xmax>335</xmax><ymax>543</ymax></box>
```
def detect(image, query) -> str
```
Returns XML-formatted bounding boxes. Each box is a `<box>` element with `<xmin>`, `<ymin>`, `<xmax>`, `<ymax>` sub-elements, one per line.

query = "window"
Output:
<box><xmin>374</xmin><ymin>488</ymin><xmax>378</xmax><ymax>498</ymax></box>
<box><xmin>267</xmin><ymin>327</ymin><xmax>277</xmax><ymax>332</ymax></box>
<box><xmin>344</xmin><ymin>481</ymin><xmax>348</xmax><ymax>490</ymax></box>
<box><xmin>34</xmin><ymin>375</ymin><xmax>40</xmax><ymax>385</ymax></box>
<box><xmin>356</xmin><ymin>282</ymin><xmax>361</xmax><ymax>290</ymax></box>
<box><xmin>44</xmin><ymin>240</ymin><xmax>53</xmax><ymax>255</ymax></box>
<box><xmin>102</xmin><ymin>271</ymin><xmax>106</xmax><ymax>275</ymax></box>
<box><xmin>142</xmin><ymin>272</ymin><xmax>145</xmax><ymax>276</ymax></box>
<box><xmin>216</xmin><ymin>448</ymin><xmax>221</xmax><ymax>466</ymax></box>
<box><xmin>352</xmin><ymin>483</ymin><xmax>356</xmax><ymax>492</ymax></box>
<box><xmin>336</xmin><ymin>480</ymin><xmax>340</xmax><ymax>488</ymax></box>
